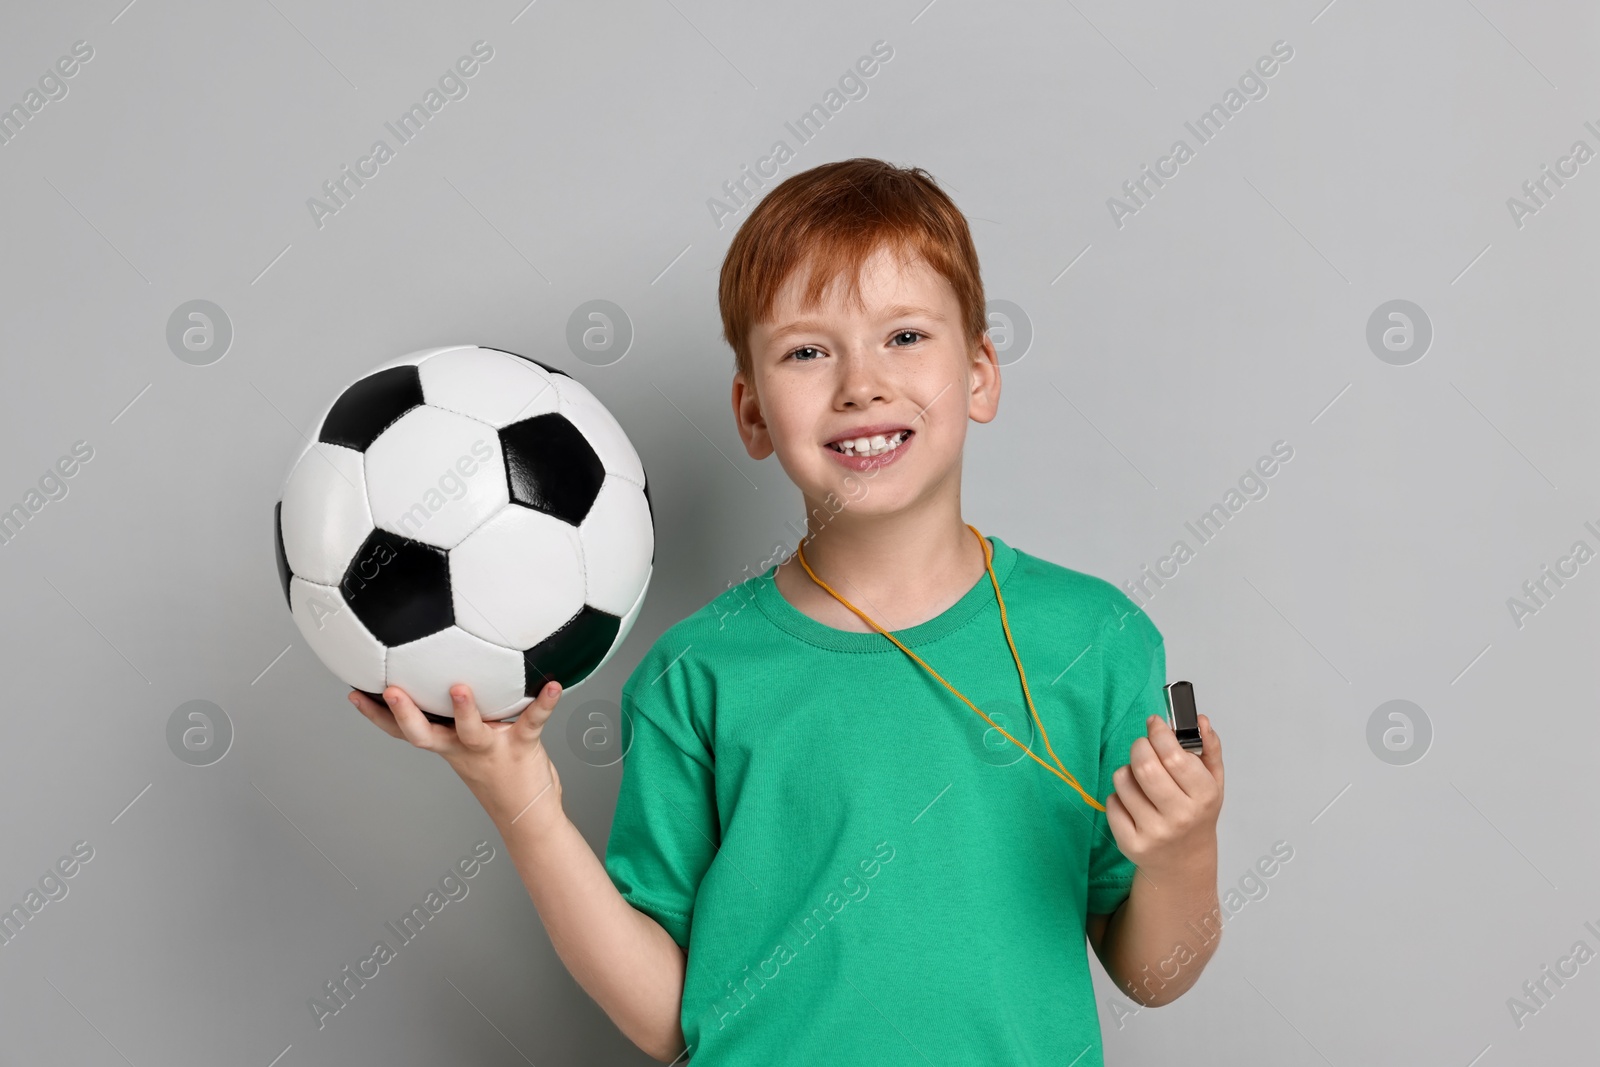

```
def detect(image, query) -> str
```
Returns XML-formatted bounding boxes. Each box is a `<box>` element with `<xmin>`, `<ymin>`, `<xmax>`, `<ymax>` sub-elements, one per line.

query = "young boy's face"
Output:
<box><xmin>732</xmin><ymin>244</ymin><xmax>1000</xmax><ymax>524</ymax></box>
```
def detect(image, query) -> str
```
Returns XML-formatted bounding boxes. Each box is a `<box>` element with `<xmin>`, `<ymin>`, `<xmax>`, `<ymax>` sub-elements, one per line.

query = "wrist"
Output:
<box><xmin>499</xmin><ymin>797</ymin><xmax>569</xmax><ymax>849</ymax></box>
<box><xmin>1143</xmin><ymin>832</ymin><xmax>1218</xmax><ymax>887</ymax></box>
<box><xmin>491</xmin><ymin>782</ymin><xmax>568</xmax><ymax>845</ymax></box>
<box><xmin>471</xmin><ymin>749</ymin><xmax>566</xmax><ymax>841</ymax></box>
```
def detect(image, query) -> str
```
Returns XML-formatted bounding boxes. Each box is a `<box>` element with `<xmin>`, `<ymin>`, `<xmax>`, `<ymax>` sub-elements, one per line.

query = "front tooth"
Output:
<box><xmin>834</xmin><ymin>433</ymin><xmax>908</xmax><ymax>456</ymax></box>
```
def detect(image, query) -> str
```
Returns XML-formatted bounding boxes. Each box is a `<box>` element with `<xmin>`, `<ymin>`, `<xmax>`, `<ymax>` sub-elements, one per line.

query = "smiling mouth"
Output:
<box><xmin>825</xmin><ymin>429</ymin><xmax>913</xmax><ymax>457</ymax></box>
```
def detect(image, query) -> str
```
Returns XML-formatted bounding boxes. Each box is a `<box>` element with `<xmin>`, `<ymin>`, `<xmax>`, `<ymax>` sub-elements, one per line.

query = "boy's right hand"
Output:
<box><xmin>348</xmin><ymin>681</ymin><xmax>566</xmax><ymax>837</ymax></box>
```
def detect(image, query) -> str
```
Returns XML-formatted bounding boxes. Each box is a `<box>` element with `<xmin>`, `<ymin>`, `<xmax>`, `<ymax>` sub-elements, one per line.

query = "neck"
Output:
<box><xmin>779</xmin><ymin>493</ymin><xmax>988</xmax><ymax>632</ymax></box>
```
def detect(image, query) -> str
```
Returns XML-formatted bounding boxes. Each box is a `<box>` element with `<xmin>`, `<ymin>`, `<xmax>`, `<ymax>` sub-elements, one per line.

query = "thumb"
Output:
<box><xmin>1197</xmin><ymin>713</ymin><xmax>1224</xmax><ymax>788</ymax></box>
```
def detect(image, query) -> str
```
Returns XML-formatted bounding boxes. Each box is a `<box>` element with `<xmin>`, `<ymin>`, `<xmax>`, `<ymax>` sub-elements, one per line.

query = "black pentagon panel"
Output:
<box><xmin>273</xmin><ymin>501</ymin><xmax>293</xmax><ymax>608</ymax></box>
<box><xmin>523</xmin><ymin>606</ymin><xmax>621</xmax><ymax>695</ymax></box>
<box><xmin>318</xmin><ymin>365</ymin><xmax>425</xmax><ymax>451</ymax></box>
<box><xmin>481</xmin><ymin>346</ymin><xmax>568</xmax><ymax>379</ymax></box>
<box><xmin>641</xmin><ymin>478</ymin><xmax>655</xmax><ymax>566</ymax></box>
<box><xmin>339</xmin><ymin>529</ymin><xmax>452</xmax><ymax>646</ymax></box>
<box><xmin>500</xmin><ymin>414</ymin><xmax>606</xmax><ymax>525</ymax></box>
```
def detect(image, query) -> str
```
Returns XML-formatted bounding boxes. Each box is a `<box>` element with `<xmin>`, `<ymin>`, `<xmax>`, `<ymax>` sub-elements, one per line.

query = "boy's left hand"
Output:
<box><xmin>1104</xmin><ymin>713</ymin><xmax>1224</xmax><ymax>877</ymax></box>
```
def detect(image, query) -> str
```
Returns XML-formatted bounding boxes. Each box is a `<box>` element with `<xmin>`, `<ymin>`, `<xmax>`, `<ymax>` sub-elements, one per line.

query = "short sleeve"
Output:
<box><xmin>1085</xmin><ymin>595</ymin><xmax>1167</xmax><ymax>916</ymax></box>
<box><xmin>602</xmin><ymin>644</ymin><xmax>719</xmax><ymax>950</ymax></box>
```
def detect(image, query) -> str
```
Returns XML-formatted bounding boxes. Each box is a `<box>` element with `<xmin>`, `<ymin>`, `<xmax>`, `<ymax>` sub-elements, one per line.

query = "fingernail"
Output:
<box><xmin>453</xmin><ymin>691</ymin><xmax>465</xmax><ymax>703</ymax></box>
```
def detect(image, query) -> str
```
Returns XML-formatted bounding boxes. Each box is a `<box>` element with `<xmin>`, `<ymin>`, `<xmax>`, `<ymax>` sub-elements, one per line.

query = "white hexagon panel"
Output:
<box><xmin>418</xmin><ymin>346</ymin><xmax>561</xmax><ymax>429</ymax></box>
<box><xmin>366</xmin><ymin>406</ymin><xmax>509</xmax><ymax>550</ymax></box>
<box><xmin>450</xmin><ymin>507</ymin><xmax>587</xmax><ymax>650</ymax></box>
<box><xmin>387</xmin><ymin>626</ymin><xmax>529</xmax><ymax>718</ymax></box>
<box><xmin>287</xmin><ymin>577</ymin><xmax>386</xmax><ymax>695</ymax></box>
<box><xmin>578</xmin><ymin>477</ymin><xmax>654</xmax><ymax>616</ymax></box>
<box><xmin>279</xmin><ymin>443</ymin><xmax>370</xmax><ymax>587</ymax></box>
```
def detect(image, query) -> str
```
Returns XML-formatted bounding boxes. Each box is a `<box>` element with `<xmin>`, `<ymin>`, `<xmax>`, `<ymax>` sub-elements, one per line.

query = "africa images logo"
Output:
<box><xmin>307</xmin><ymin>841</ymin><xmax>497</xmax><ymax>1030</ymax></box>
<box><xmin>705</xmin><ymin>40</ymin><xmax>894</xmax><ymax>230</ymax></box>
<box><xmin>708</xmin><ymin>840</ymin><xmax>896</xmax><ymax>1030</ymax></box>
<box><xmin>305</xmin><ymin>41</ymin><xmax>495</xmax><ymax>230</ymax></box>
<box><xmin>1106</xmin><ymin>39</ymin><xmax>1294</xmax><ymax>229</ymax></box>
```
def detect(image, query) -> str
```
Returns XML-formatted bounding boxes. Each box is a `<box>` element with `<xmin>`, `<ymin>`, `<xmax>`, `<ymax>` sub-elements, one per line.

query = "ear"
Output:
<box><xmin>731</xmin><ymin>371</ymin><xmax>775</xmax><ymax>460</ymax></box>
<box><xmin>967</xmin><ymin>327</ymin><xmax>1001</xmax><ymax>425</ymax></box>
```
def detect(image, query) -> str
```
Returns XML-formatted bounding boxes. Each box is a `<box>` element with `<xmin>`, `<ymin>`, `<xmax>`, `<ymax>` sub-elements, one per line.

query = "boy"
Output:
<box><xmin>350</xmin><ymin>158</ymin><xmax>1225</xmax><ymax>1063</ymax></box>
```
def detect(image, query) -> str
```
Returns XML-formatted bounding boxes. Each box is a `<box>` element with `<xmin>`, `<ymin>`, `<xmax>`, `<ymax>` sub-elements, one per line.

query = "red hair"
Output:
<box><xmin>717</xmin><ymin>158</ymin><xmax>986</xmax><ymax>388</ymax></box>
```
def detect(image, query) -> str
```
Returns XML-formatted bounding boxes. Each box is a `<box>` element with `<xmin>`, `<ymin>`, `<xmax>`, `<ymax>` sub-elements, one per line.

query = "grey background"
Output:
<box><xmin>1</xmin><ymin>0</ymin><xmax>1596</xmax><ymax>1063</ymax></box>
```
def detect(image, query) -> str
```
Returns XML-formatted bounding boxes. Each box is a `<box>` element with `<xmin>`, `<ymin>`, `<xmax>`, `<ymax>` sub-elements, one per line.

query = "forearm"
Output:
<box><xmin>497</xmin><ymin>801</ymin><xmax>688</xmax><ymax>1061</ymax></box>
<box><xmin>1101</xmin><ymin>852</ymin><xmax>1222</xmax><ymax>1007</ymax></box>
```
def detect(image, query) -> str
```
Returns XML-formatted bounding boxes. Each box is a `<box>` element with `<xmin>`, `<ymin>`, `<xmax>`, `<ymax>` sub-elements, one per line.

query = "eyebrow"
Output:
<box><xmin>766</xmin><ymin>304</ymin><xmax>947</xmax><ymax>343</ymax></box>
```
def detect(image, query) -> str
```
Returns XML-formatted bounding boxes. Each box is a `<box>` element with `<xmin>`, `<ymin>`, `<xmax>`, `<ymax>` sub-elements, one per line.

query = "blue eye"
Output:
<box><xmin>789</xmin><ymin>346</ymin><xmax>822</xmax><ymax>362</ymax></box>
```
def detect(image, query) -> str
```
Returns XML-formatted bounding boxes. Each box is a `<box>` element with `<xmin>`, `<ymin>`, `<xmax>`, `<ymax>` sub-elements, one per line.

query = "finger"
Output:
<box><xmin>1143</xmin><ymin>713</ymin><xmax>1212</xmax><ymax>801</ymax></box>
<box><xmin>1103</xmin><ymin>790</ymin><xmax>1134</xmax><ymax>846</ymax></box>
<box><xmin>514</xmin><ymin>679</ymin><xmax>563</xmax><ymax>739</ymax></box>
<box><xmin>383</xmin><ymin>686</ymin><xmax>449</xmax><ymax>750</ymax></box>
<box><xmin>1197</xmin><ymin>714</ymin><xmax>1224</xmax><ymax>792</ymax></box>
<box><xmin>1110</xmin><ymin>761</ymin><xmax>1159</xmax><ymax>832</ymax></box>
<box><xmin>1125</xmin><ymin>726</ymin><xmax>1188</xmax><ymax>813</ymax></box>
<box><xmin>348</xmin><ymin>690</ymin><xmax>404</xmax><ymax>740</ymax></box>
<box><xmin>449</xmin><ymin>684</ymin><xmax>490</xmax><ymax>748</ymax></box>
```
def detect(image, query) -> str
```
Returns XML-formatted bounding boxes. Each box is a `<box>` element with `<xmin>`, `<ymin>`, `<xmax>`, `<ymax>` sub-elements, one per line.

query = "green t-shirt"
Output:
<box><xmin>603</xmin><ymin>533</ymin><xmax>1166</xmax><ymax>1064</ymax></box>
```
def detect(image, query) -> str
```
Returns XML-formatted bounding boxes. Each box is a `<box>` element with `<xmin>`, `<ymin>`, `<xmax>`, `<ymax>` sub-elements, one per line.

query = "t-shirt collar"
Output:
<box><xmin>750</xmin><ymin>533</ymin><xmax>1018</xmax><ymax>652</ymax></box>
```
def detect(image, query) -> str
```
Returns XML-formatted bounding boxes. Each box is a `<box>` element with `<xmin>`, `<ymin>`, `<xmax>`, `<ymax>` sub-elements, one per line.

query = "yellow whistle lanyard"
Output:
<box><xmin>796</xmin><ymin>523</ymin><xmax>1105</xmax><ymax>813</ymax></box>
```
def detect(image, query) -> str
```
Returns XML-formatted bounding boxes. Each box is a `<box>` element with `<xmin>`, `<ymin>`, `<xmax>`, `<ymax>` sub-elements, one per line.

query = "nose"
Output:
<box><xmin>834</xmin><ymin>346</ymin><xmax>889</xmax><ymax>409</ymax></box>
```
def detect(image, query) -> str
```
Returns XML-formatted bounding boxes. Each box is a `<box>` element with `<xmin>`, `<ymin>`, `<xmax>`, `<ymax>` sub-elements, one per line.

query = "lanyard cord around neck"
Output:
<box><xmin>795</xmin><ymin>523</ymin><xmax>1106</xmax><ymax>813</ymax></box>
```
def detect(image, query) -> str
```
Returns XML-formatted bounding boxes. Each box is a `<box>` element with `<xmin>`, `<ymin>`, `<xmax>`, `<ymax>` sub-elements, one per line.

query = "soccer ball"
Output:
<box><xmin>272</xmin><ymin>345</ymin><xmax>654</xmax><ymax>722</ymax></box>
